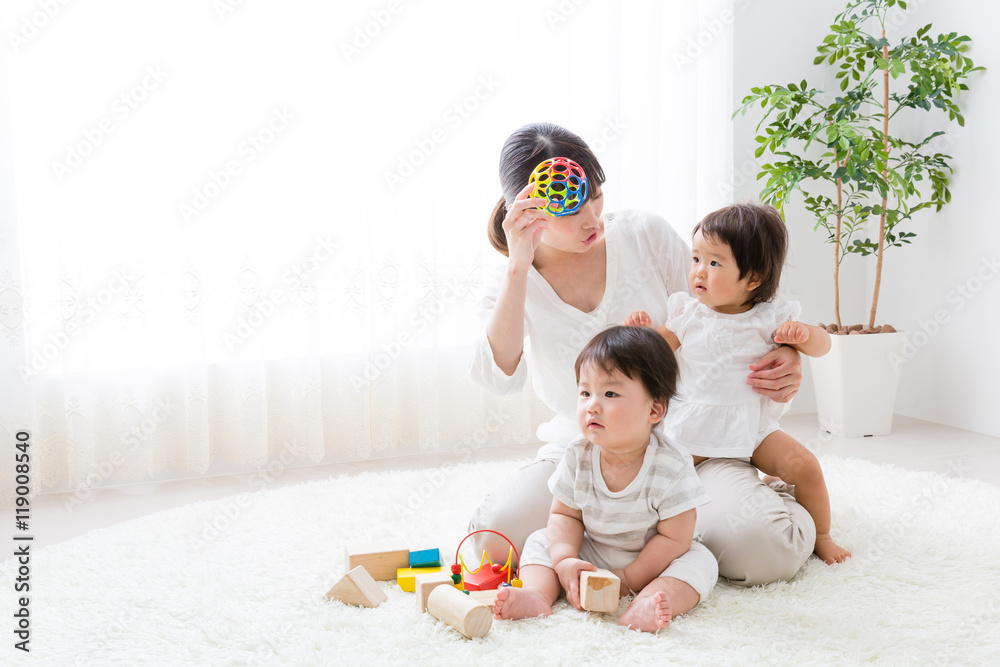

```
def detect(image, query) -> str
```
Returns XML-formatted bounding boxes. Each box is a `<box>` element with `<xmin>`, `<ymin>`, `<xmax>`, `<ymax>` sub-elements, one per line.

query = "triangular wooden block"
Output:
<box><xmin>325</xmin><ymin>565</ymin><xmax>388</xmax><ymax>607</ymax></box>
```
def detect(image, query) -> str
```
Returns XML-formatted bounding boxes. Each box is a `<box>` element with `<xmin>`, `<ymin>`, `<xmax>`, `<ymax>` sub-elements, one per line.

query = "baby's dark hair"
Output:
<box><xmin>693</xmin><ymin>202</ymin><xmax>788</xmax><ymax>305</ymax></box>
<box><xmin>488</xmin><ymin>122</ymin><xmax>607</xmax><ymax>256</ymax></box>
<box><xmin>574</xmin><ymin>325</ymin><xmax>678</xmax><ymax>411</ymax></box>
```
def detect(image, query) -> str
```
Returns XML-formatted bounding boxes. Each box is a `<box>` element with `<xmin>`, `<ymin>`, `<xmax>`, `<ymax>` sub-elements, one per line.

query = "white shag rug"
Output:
<box><xmin>3</xmin><ymin>455</ymin><xmax>1000</xmax><ymax>666</ymax></box>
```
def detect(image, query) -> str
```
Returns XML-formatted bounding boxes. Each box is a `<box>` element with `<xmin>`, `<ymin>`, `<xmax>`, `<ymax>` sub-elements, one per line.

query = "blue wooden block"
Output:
<box><xmin>409</xmin><ymin>548</ymin><xmax>441</xmax><ymax>568</ymax></box>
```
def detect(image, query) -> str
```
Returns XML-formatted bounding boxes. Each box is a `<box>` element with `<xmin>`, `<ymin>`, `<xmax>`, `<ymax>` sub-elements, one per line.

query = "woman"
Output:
<box><xmin>468</xmin><ymin>122</ymin><xmax>815</xmax><ymax>586</ymax></box>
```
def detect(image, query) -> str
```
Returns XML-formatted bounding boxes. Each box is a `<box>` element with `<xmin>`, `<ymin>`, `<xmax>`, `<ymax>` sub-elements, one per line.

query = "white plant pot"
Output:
<box><xmin>808</xmin><ymin>331</ymin><xmax>910</xmax><ymax>437</ymax></box>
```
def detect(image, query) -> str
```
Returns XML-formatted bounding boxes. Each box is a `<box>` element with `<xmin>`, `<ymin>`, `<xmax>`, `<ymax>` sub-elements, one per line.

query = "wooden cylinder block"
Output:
<box><xmin>426</xmin><ymin>585</ymin><xmax>492</xmax><ymax>638</ymax></box>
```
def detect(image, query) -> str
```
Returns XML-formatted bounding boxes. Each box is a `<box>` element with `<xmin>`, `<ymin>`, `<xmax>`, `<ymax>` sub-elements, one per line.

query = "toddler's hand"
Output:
<box><xmin>624</xmin><ymin>310</ymin><xmax>652</xmax><ymax>328</ymax></box>
<box><xmin>553</xmin><ymin>557</ymin><xmax>596</xmax><ymax>610</ymax></box>
<box><xmin>774</xmin><ymin>321</ymin><xmax>809</xmax><ymax>345</ymax></box>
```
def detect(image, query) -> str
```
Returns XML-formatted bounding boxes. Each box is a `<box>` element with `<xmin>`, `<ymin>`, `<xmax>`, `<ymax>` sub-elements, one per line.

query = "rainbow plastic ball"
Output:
<box><xmin>528</xmin><ymin>157</ymin><xmax>589</xmax><ymax>217</ymax></box>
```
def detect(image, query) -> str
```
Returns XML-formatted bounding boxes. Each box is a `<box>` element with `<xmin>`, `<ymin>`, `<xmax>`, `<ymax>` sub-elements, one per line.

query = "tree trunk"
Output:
<box><xmin>834</xmin><ymin>130</ymin><xmax>845</xmax><ymax>330</ymax></box>
<box><xmin>869</xmin><ymin>37</ymin><xmax>889</xmax><ymax>331</ymax></box>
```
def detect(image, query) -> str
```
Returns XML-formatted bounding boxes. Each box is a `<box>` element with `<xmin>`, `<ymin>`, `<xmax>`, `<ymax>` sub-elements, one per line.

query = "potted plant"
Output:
<box><xmin>736</xmin><ymin>0</ymin><xmax>983</xmax><ymax>436</ymax></box>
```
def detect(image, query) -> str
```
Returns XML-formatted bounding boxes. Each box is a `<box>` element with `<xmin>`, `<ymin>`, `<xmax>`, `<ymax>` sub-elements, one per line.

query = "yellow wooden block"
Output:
<box><xmin>397</xmin><ymin>566</ymin><xmax>445</xmax><ymax>592</ymax></box>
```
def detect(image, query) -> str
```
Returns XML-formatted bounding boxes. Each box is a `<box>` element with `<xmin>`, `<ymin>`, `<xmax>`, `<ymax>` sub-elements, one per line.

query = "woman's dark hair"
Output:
<box><xmin>574</xmin><ymin>326</ymin><xmax>678</xmax><ymax>412</ymax></box>
<box><xmin>488</xmin><ymin>123</ymin><xmax>607</xmax><ymax>256</ymax></box>
<box><xmin>692</xmin><ymin>202</ymin><xmax>788</xmax><ymax>305</ymax></box>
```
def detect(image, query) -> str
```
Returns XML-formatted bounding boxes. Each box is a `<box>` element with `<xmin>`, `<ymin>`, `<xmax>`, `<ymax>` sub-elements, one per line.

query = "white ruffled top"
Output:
<box><xmin>660</xmin><ymin>292</ymin><xmax>801</xmax><ymax>458</ymax></box>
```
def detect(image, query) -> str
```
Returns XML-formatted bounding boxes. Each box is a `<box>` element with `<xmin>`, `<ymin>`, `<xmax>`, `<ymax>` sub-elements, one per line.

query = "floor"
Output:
<box><xmin>13</xmin><ymin>413</ymin><xmax>1000</xmax><ymax>550</ymax></box>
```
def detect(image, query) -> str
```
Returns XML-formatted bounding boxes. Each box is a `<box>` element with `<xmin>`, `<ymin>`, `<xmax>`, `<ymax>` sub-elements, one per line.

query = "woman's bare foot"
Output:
<box><xmin>815</xmin><ymin>534</ymin><xmax>852</xmax><ymax>564</ymax></box>
<box><xmin>618</xmin><ymin>591</ymin><xmax>671</xmax><ymax>632</ymax></box>
<box><xmin>493</xmin><ymin>586</ymin><xmax>552</xmax><ymax>620</ymax></box>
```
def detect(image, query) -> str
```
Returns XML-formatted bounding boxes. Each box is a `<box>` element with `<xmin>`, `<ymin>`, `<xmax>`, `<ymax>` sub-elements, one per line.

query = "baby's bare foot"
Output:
<box><xmin>493</xmin><ymin>586</ymin><xmax>552</xmax><ymax>620</ymax></box>
<box><xmin>815</xmin><ymin>535</ymin><xmax>852</xmax><ymax>564</ymax></box>
<box><xmin>762</xmin><ymin>474</ymin><xmax>782</xmax><ymax>486</ymax></box>
<box><xmin>618</xmin><ymin>591</ymin><xmax>671</xmax><ymax>632</ymax></box>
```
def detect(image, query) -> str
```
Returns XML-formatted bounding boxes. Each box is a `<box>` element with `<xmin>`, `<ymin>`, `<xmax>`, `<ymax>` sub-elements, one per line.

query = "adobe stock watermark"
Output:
<box><xmin>544</xmin><ymin>0</ymin><xmax>590</xmax><ymax>29</ymax></box>
<box><xmin>722</xmin><ymin>418</ymin><xmax>840</xmax><ymax>531</ymax></box>
<box><xmin>885</xmin><ymin>0</ymin><xmax>932</xmax><ymax>32</ymax></box>
<box><xmin>866</xmin><ymin>457</ymin><xmax>967</xmax><ymax>564</ymax></box>
<box><xmin>7</xmin><ymin>0</ymin><xmax>72</xmax><ymax>54</ymax></box>
<box><xmin>383</xmin><ymin>75</ymin><xmax>501</xmax><ymax>192</ymax></box>
<box><xmin>400</xmin><ymin>405</ymin><xmax>510</xmax><ymax>516</ymax></box>
<box><xmin>51</xmin><ymin>65</ymin><xmax>168</xmax><ymax>183</ymax></box>
<box><xmin>587</xmin><ymin>116</ymin><xmax>628</xmax><ymax>156</ymax></box>
<box><xmin>223</xmin><ymin>235</ymin><xmax>339</xmax><ymax>352</ymax></box>
<box><xmin>178</xmin><ymin>106</ymin><xmax>295</xmax><ymax>224</ymax></box>
<box><xmin>674</xmin><ymin>0</ymin><xmax>752</xmax><ymax>72</ymax></box>
<box><xmin>555</xmin><ymin>258</ymin><xmax>658</xmax><ymax>364</ymax></box>
<box><xmin>187</xmin><ymin>438</ymin><xmax>307</xmax><ymax>552</ymax></box>
<box><xmin>17</xmin><ymin>268</ymin><xmax>139</xmax><ymax>382</ymax></box>
<box><xmin>950</xmin><ymin>586</ymin><xmax>1000</xmax><ymax>648</ymax></box>
<box><xmin>350</xmin><ymin>277</ymin><xmax>466</xmax><ymax>393</ymax></box>
<box><xmin>339</xmin><ymin>0</ymin><xmax>407</xmax><ymax>63</ymax></box>
<box><xmin>62</xmin><ymin>396</ymin><xmax>177</xmax><ymax>513</ymax></box>
<box><xmin>213</xmin><ymin>0</ymin><xmax>249</xmax><ymax>20</ymax></box>
<box><xmin>888</xmin><ymin>255</ymin><xmax>998</xmax><ymax>371</ymax></box>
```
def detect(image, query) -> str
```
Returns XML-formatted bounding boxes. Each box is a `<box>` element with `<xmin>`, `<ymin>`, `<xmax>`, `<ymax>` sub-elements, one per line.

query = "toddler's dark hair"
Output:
<box><xmin>488</xmin><ymin>122</ymin><xmax>607</xmax><ymax>256</ymax></box>
<box><xmin>693</xmin><ymin>202</ymin><xmax>788</xmax><ymax>305</ymax></box>
<box><xmin>574</xmin><ymin>325</ymin><xmax>678</xmax><ymax>411</ymax></box>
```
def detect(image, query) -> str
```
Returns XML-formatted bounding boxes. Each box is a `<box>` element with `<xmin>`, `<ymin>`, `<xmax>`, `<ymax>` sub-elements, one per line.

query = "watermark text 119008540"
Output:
<box><xmin>13</xmin><ymin>431</ymin><xmax>33</xmax><ymax>653</ymax></box>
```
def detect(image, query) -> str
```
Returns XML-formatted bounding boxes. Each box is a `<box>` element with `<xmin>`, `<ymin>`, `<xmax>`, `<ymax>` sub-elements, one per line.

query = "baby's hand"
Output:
<box><xmin>624</xmin><ymin>310</ymin><xmax>652</xmax><ymax>328</ymax></box>
<box><xmin>553</xmin><ymin>557</ymin><xmax>596</xmax><ymax>610</ymax></box>
<box><xmin>774</xmin><ymin>321</ymin><xmax>809</xmax><ymax>345</ymax></box>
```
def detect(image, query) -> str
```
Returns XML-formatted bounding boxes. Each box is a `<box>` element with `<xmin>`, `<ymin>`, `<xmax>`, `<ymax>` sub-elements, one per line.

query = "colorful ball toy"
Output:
<box><xmin>528</xmin><ymin>157</ymin><xmax>589</xmax><ymax>217</ymax></box>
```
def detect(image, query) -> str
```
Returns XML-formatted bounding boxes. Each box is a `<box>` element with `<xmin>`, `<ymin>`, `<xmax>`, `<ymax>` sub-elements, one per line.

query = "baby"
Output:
<box><xmin>493</xmin><ymin>325</ymin><xmax>718</xmax><ymax>632</ymax></box>
<box><xmin>626</xmin><ymin>202</ymin><xmax>850</xmax><ymax>564</ymax></box>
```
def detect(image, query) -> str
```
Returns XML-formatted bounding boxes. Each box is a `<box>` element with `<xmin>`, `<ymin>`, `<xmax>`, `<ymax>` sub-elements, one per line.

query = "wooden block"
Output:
<box><xmin>580</xmin><ymin>569</ymin><xmax>620</xmax><ymax>613</ymax></box>
<box><xmin>426</xmin><ymin>585</ymin><xmax>492</xmax><ymax>639</ymax></box>
<box><xmin>409</xmin><ymin>548</ymin><xmax>441</xmax><ymax>568</ymax></box>
<box><xmin>415</xmin><ymin>572</ymin><xmax>455</xmax><ymax>612</ymax></box>
<box><xmin>467</xmin><ymin>589</ymin><xmax>498</xmax><ymax>610</ymax></box>
<box><xmin>396</xmin><ymin>565</ymin><xmax>445</xmax><ymax>592</ymax></box>
<box><xmin>346</xmin><ymin>539</ymin><xmax>409</xmax><ymax>581</ymax></box>
<box><xmin>324</xmin><ymin>566</ymin><xmax>387</xmax><ymax>608</ymax></box>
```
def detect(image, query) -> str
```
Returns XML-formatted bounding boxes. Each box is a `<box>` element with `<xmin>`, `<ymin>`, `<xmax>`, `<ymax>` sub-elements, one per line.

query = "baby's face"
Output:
<box><xmin>576</xmin><ymin>362</ymin><xmax>659</xmax><ymax>454</ymax></box>
<box><xmin>689</xmin><ymin>231</ymin><xmax>759</xmax><ymax>314</ymax></box>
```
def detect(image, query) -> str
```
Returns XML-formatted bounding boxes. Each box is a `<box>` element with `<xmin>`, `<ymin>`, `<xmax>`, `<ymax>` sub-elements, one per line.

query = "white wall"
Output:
<box><xmin>733</xmin><ymin>1</ymin><xmax>1000</xmax><ymax>437</ymax></box>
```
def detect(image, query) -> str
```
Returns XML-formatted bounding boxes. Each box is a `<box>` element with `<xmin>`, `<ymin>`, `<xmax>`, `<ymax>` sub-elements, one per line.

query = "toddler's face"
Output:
<box><xmin>689</xmin><ymin>230</ymin><xmax>760</xmax><ymax>314</ymax></box>
<box><xmin>576</xmin><ymin>361</ymin><xmax>661</xmax><ymax>454</ymax></box>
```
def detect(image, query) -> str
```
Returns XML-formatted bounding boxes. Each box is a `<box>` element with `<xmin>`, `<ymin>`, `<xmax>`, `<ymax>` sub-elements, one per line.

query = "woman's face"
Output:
<box><xmin>536</xmin><ymin>189</ymin><xmax>605</xmax><ymax>255</ymax></box>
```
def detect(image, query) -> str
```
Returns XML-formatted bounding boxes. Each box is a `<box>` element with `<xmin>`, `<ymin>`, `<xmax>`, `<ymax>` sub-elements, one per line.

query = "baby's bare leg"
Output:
<box><xmin>618</xmin><ymin>576</ymin><xmax>698</xmax><ymax>632</ymax></box>
<box><xmin>751</xmin><ymin>431</ymin><xmax>851</xmax><ymax>564</ymax></box>
<box><xmin>493</xmin><ymin>565</ymin><xmax>560</xmax><ymax>620</ymax></box>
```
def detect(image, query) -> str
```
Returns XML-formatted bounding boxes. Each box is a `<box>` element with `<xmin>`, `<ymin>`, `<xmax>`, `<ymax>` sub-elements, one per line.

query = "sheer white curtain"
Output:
<box><xmin>0</xmin><ymin>0</ymin><xmax>733</xmax><ymax>499</ymax></box>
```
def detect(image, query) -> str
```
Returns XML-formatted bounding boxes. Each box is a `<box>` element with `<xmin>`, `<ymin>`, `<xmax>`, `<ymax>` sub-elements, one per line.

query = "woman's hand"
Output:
<box><xmin>503</xmin><ymin>182</ymin><xmax>551</xmax><ymax>271</ymax></box>
<box><xmin>553</xmin><ymin>557</ymin><xmax>596</xmax><ymax>610</ymax></box>
<box><xmin>747</xmin><ymin>345</ymin><xmax>802</xmax><ymax>403</ymax></box>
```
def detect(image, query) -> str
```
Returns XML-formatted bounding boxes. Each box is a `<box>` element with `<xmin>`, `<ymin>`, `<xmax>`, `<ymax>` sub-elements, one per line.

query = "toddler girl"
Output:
<box><xmin>493</xmin><ymin>325</ymin><xmax>718</xmax><ymax>632</ymax></box>
<box><xmin>626</xmin><ymin>202</ymin><xmax>851</xmax><ymax>565</ymax></box>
